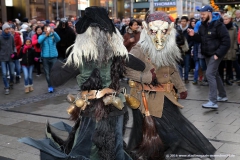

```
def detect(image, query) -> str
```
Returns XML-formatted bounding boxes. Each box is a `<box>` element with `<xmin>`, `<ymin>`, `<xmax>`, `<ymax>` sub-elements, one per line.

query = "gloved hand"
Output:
<box><xmin>11</xmin><ymin>54</ymin><xmax>15</xmax><ymax>59</ymax></box>
<box><xmin>179</xmin><ymin>91</ymin><xmax>187</xmax><ymax>99</ymax></box>
<box><xmin>34</xmin><ymin>57</ymin><xmax>39</xmax><ymax>62</ymax></box>
<box><xmin>150</xmin><ymin>68</ymin><xmax>156</xmax><ymax>81</ymax></box>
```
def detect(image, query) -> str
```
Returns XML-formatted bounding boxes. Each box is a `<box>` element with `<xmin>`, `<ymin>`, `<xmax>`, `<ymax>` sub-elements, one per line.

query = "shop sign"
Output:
<box><xmin>78</xmin><ymin>0</ymin><xmax>89</xmax><ymax>10</ymax></box>
<box><xmin>154</xmin><ymin>1</ymin><xmax>176</xmax><ymax>7</ymax></box>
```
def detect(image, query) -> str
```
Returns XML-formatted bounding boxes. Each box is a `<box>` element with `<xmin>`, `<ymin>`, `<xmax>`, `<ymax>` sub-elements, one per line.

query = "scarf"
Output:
<box><xmin>225</xmin><ymin>22</ymin><xmax>233</xmax><ymax>30</ymax></box>
<box><xmin>23</xmin><ymin>44</ymin><xmax>33</xmax><ymax>53</ymax></box>
<box><xmin>2</xmin><ymin>32</ymin><xmax>11</xmax><ymax>39</ymax></box>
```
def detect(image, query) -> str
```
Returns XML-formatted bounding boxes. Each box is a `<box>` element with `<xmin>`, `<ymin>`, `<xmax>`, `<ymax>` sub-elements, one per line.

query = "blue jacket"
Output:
<box><xmin>38</xmin><ymin>32</ymin><xmax>60</xmax><ymax>58</ymax></box>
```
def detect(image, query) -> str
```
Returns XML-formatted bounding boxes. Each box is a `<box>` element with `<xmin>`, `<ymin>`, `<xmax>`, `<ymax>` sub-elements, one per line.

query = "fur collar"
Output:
<box><xmin>126</xmin><ymin>26</ymin><xmax>142</xmax><ymax>34</ymax></box>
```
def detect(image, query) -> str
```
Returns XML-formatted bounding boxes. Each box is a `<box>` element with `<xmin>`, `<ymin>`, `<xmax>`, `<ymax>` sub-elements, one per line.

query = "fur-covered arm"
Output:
<box><xmin>170</xmin><ymin>67</ymin><xmax>187</xmax><ymax>93</ymax></box>
<box><xmin>50</xmin><ymin>59</ymin><xmax>80</xmax><ymax>87</ymax></box>
<box><xmin>124</xmin><ymin>45</ymin><xmax>154</xmax><ymax>83</ymax></box>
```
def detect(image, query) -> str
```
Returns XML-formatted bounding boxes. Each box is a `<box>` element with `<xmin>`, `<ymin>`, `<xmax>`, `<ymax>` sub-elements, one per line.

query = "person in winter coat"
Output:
<box><xmin>32</xmin><ymin>26</ymin><xmax>43</xmax><ymax>76</ymax></box>
<box><xmin>188</xmin><ymin>5</ymin><xmax>230</xmax><ymax>109</ymax></box>
<box><xmin>218</xmin><ymin>13</ymin><xmax>239</xmax><ymax>86</ymax></box>
<box><xmin>0</xmin><ymin>23</ymin><xmax>16</xmax><ymax>95</ymax></box>
<box><xmin>18</xmin><ymin>37</ymin><xmax>36</xmax><ymax>93</ymax></box>
<box><xmin>10</xmin><ymin>26</ymin><xmax>22</xmax><ymax>83</ymax></box>
<box><xmin>123</xmin><ymin>19</ymin><xmax>141</xmax><ymax>52</ymax></box>
<box><xmin>54</xmin><ymin>18</ymin><xmax>76</xmax><ymax>60</ymax></box>
<box><xmin>38</xmin><ymin>24</ymin><xmax>60</xmax><ymax>93</ymax></box>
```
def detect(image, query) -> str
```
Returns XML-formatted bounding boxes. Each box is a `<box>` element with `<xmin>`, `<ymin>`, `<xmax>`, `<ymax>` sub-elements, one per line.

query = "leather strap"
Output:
<box><xmin>134</xmin><ymin>82</ymin><xmax>173</xmax><ymax>92</ymax></box>
<box><xmin>81</xmin><ymin>88</ymin><xmax>115</xmax><ymax>100</ymax></box>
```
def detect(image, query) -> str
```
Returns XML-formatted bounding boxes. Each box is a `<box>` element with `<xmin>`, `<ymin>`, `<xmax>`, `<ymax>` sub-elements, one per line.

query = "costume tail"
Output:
<box><xmin>46</xmin><ymin>118</ymin><xmax>81</xmax><ymax>154</ymax></box>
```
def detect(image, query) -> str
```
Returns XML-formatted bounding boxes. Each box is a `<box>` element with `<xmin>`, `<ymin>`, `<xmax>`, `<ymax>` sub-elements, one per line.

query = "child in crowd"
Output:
<box><xmin>18</xmin><ymin>37</ymin><xmax>36</xmax><ymax>93</ymax></box>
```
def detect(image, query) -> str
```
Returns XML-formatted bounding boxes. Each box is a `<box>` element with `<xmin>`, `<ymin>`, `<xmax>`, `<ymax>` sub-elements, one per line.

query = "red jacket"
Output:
<box><xmin>238</xmin><ymin>29</ymin><xmax>240</xmax><ymax>44</ymax></box>
<box><xmin>32</xmin><ymin>34</ymin><xmax>41</xmax><ymax>53</ymax></box>
<box><xmin>14</xmin><ymin>32</ymin><xmax>22</xmax><ymax>55</ymax></box>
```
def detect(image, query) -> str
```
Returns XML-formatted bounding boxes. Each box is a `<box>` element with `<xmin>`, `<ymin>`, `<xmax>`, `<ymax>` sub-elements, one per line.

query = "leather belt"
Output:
<box><xmin>134</xmin><ymin>82</ymin><xmax>174</xmax><ymax>92</ymax></box>
<box><xmin>81</xmin><ymin>88</ymin><xmax>116</xmax><ymax>99</ymax></box>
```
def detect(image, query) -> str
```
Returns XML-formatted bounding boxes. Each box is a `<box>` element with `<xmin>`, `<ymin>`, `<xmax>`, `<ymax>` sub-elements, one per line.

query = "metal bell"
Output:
<box><xmin>111</xmin><ymin>96</ymin><xmax>124</xmax><ymax>110</ymax></box>
<box><xmin>75</xmin><ymin>99</ymin><xmax>85</xmax><ymax>108</ymax></box>
<box><xmin>66</xmin><ymin>94</ymin><xmax>75</xmax><ymax>103</ymax></box>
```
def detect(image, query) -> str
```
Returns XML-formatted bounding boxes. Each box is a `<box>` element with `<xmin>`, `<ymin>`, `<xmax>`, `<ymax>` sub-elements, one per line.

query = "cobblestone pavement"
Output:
<box><xmin>0</xmin><ymin>73</ymin><xmax>240</xmax><ymax>160</ymax></box>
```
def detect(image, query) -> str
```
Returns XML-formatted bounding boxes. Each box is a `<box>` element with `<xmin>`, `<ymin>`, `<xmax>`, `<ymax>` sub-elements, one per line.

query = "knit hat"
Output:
<box><xmin>22</xmin><ymin>18</ymin><xmax>29</xmax><ymax>23</ymax></box>
<box><xmin>21</xmin><ymin>24</ymin><xmax>29</xmax><ymax>30</ymax></box>
<box><xmin>2</xmin><ymin>23</ymin><xmax>11</xmax><ymax>31</ymax></box>
<box><xmin>25</xmin><ymin>37</ymin><xmax>32</xmax><ymax>43</ymax></box>
<box><xmin>146</xmin><ymin>11</ymin><xmax>173</xmax><ymax>24</ymax></box>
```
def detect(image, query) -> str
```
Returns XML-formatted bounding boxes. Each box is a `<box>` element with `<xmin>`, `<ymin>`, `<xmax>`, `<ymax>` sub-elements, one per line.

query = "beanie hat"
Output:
<box><xmin>2</xmin><ymin>23</ymin><xmax>11</xmax><ymax>31</ymax></box>
<box><xmin>25</xmin><ymin>37</ymin><xmax>32</xmax><ymax>43</ymax></box>
<box><xmin>21</xmin><ymin>24</ymin><xmax>29</xmax><ymax>30</ymax></box>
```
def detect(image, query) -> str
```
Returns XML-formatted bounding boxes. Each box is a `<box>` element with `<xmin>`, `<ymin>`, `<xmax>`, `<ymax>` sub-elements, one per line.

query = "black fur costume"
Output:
<box><xmin>55</xmin><ymin>18</ymin><xmax>76</xmax><ymax>60</ymax></box>
<box><xmin>19</xmin><ymin>7</ymin><xmax>136</xmax><ymax>160</ymax></box>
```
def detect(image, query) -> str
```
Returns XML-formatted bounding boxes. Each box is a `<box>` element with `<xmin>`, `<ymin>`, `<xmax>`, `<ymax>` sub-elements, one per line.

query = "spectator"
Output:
<box><xmin>0</xmin><ymin>23</ymin><xmax>16</xmax><ymax>95</ymax></box>
<box><xmin>219</xmin><ymin>13</ymin><xmax>238</xmax><ymax>86</ymax></box>
<box><xmin>188</xmin><ymin>5</ymin><xmax>230</xmax><ymax>109</ymax></box>
<box><xmin>179</xmin><ymin>16</ymin><xmax>194</xmax><ymax>83</ymax></box>
<box><xmin>37</xmin><ymin>21</ymin><xmax>42</xmax><ymax>27</ymax></box>
<box><xmin>28</xmin><ymin>24</ymin><xmax>37</xmax><ymax>38</ymax></box>
<box><xmin>121</xmin><ymin>18</ymin><xmax>130</xmax><ymax>35</ymax></box>
<box><xmin>38</xmin><ymin>24</ymin><xmax>60</xmax><ymax>93</ymax></box>
<box><xmin>10</xmin><ymin>26</ymin><xmax>22</xmax><ymax>83</ymax></box>
<box><xmin>32</xmin><ymin>26</ymin><xmax>43</xmax><ymax>76</ymax></box>
<box><xmin>18</xmin><ymin>37</ymin><xmax>35</xmax><ymax>93</ymax></box>
<box><xmin>123</xmin><ymin>19</ymin><xmax>141</xmax><ymax>52</ymax></box>
<box><xmin>55</xmin><ymin>18</ymin><xmax>76</xmax><ymax>60</ymax></box>
<box><xmin>20</xmin><ymin>23</ymin><xmax>29</xmax><ymax>43</ymax></box>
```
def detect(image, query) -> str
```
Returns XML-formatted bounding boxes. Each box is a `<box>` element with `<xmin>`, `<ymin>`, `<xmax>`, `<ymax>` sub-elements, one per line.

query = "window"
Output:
<box><xmin>135</xmin><ymin>0</ymin><xmax>148</xmax><ymax>2</ymax></box>
<box><xmin>29</xmin><ymin>0</ymin><xmax>46</xmax><ymax>20</ymax></box>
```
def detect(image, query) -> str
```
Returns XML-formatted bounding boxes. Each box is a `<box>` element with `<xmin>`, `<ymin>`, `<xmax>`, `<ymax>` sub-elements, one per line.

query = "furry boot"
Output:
<box><xmin>29</xmin><ymin>85</ymin><xmax>34</xmax><ymax>92</ymax></box>
<box><xmin>25</xmin><ymin>86</ymin><xmax>29</xmax><ymax>93</ymax></box>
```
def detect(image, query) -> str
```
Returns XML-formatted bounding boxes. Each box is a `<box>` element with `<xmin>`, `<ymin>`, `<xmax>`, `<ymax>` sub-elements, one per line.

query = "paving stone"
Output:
<box><xmin>216</xmin><ymin>132</ymin><xmax>240</xmax><ymax>143</ymax></box>
<box><xmin>192</xmin><ymin>121</ymin><xmax>216</xmax><ymax>130</ymax></box>
<box><xmin>210</xmin><ymin>141</ymin><xmax>224</xmax><ymax>150</ymax></box>
<box><xmin>231</xmin><ymin>118</ymin><xmax>240</xmax><ymax>126</ymax></box>
<box><xmin>0</xmin><ymin>147</ymin><xmax>22</xmax><ymax>159</ymax></box>
<box><xmin>16</xmin><ymin>152</ymin><xmax>39</xmax><ymax>160</ymax></box>
<box><xmin>208</xmin><ymin>116</ymin><xmax>237</xmax><ymax>125</ymax></box>
<box><xmin>188</xmin><ymin>114</ymin><xmax>215</xmax><ymax>122</ymax></box>
<box><xmin>196</xmin><ymin>128</ymin><xmax>221</xmax><ymax>139</ymax></box>
<box><xmin>0</xmin><ymin>117</ymin><xmax>22</xmax><ymax>125</ymax></box>
<box><xmin>0</xmin><ymin>134</ymin><xmax>18</xmax><ymax>145</ymax></box>
<box><xmin>210</xmin><ymin>124</ymin><xmax>240</xmax><ymax>133</ymax></box>
<box><xmin>218</xmin><ymin>143</ymin><xmax>240</xmax><ymax>157</ymax></box>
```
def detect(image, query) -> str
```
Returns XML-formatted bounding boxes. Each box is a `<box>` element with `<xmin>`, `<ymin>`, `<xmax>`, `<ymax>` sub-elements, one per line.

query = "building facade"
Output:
<box><xmin>0</xmin><ymin>0</ymin><xmax>129</xmax><ymax>22</ymax></box>
<box><xmin>0</xmin><ymin>0</ymin><xmax>204</xmax><ymax>22</ymax></box>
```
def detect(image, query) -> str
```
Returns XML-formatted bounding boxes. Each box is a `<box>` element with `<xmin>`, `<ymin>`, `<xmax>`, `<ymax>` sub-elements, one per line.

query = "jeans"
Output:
<box><xmin>218</xmin><ymin>60</ymin><xmax>232</xmax><ymax>81</ymax></box>
<box><xmin>1</xmin><ymin>61</ymin><xmax>15</xmax><ymax>88</ymax></box>
<box><xmin>184</xmin><ymin>54</ymin><xmax>190</xmax><ymax>80</ymax></box>
<box><xmin>199</xmin><ymin>58</ymin><xmax>207</xmax><ymax>71</ymax></box>
<box><xmin>42</xmin><ymin>58</ymin><xmax>57</xmax><ymax>87</ymax></box>
<box><xmin>14</xmin><ymin>60</ymin><xmax>21</xmax><ymax>76</ymax></box>
<box><xmin>178</xmin><ymin>65</ymin><xmax>183</xmax><ymax>79</ymax></box>
<box><xmin>193</xmin><ymin>61</ymin><xmax>199</xmax><ymax>82</ymax></box>
<box><xmin>22</xmin><ymin>65</ymin><xmax>34</xmax><ymax>86</ymax></box>
<box><xmin>205</xmin><ymin>56</ymin><xmax>226</xmax><ymax>104</ymax></box>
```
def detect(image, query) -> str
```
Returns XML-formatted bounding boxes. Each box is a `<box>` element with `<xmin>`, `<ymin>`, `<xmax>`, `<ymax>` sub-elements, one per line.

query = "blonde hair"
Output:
<box><xmin>223</xmin><ymin>13</ymin><xmax>232</xmax><ymax>19</ymax></box>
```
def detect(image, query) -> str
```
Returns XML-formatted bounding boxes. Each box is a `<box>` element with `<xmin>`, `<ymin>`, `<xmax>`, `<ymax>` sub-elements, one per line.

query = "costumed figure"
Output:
<box><xmin>125</xmin><ymin>11</ymin><xmax>216</xmax><ymax>160</ymax></box>
<box><xmin>55</xmin><ymin>18</ymin><xmax>76</xmax><ymax>60</ymax></box>
<box><xmin>19</xmin><ymin>7</ymin><xmax>136</xmax><ymax>160</ymax></box>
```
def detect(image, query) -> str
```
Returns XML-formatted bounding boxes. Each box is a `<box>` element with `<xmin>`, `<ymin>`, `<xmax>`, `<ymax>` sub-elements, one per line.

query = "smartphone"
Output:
<box><xmin>47</xmin><ymin>27</ymin><xmax>51</xmax><ymax>32</ymax></box>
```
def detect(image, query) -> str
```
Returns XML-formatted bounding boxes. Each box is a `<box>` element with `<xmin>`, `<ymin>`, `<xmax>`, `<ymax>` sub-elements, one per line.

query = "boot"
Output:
<box><xmin>225</xmin><ymin>79</ymin><xmax>232</xmax><ymax>86</ymax></box>
<box><xmin>16</xmin><ymin>76</ymin><xmax>20</xmax><ymax>83</ymax></box>
<box><xmin>29</xmin><ymin>85</ymin><xmax>34</xmax><ymax>92</ymax></box>
<box><xmin>25</xmin><ymin>86</ymin><xmax>29</xmax><ymax>93</ymax></box>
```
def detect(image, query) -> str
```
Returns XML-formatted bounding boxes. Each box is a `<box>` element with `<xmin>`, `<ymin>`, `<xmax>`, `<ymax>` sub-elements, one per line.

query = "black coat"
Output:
<box><xmin>193</xmin><ymin>20</ymin><xmax>230</xmax><ymax>58</ymax></box>
<box><xmin>19</xmin><ymin>47</ymin><xmax>35</xmax><ymax>66</ymax></box>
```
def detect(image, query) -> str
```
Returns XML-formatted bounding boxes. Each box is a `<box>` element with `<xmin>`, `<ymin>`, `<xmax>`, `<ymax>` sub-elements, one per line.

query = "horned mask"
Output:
<box><xmin>143</xmin><ymin>11</ymin><xmax>174</xmax><ymax>50</ymax></box>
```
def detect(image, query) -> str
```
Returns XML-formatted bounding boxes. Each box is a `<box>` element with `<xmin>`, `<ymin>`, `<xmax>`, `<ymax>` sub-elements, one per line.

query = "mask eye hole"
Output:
<box><xmin>161</xmin><ymin>29</ymin><xmax>167</xmax><ymax>34</ymax></box>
